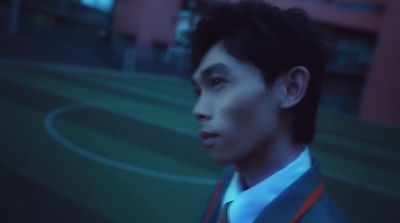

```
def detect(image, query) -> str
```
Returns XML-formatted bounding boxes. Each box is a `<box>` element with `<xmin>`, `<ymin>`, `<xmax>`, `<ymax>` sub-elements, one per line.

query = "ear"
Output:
<box><xmin>279</xmin><ymin>66</ymin><xmax>310</xmax><ymax>109</ymax></box>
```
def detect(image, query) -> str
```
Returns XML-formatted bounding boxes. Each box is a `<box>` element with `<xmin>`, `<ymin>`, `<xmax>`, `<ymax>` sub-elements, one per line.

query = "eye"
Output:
<box><xmin>193</xmin><ymin>87</ymin><xmax>202</xmax><ymax>97</ymax></box>
<box><xmin>211</xmin><ymin>77</ymin><xmax>221</xmax><ymax>87</ymax></box>
<box><xmin>210</xmin><ymin>77</ymin><xmax>226</xmax><ymax>90</ymax></box>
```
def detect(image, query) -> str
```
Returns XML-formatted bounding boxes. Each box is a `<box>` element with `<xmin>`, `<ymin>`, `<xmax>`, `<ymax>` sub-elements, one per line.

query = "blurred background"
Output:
<box><xmin>0</xmin><ymin>0</ymin><xmax>399</xmax><ymax>222</ymax></box>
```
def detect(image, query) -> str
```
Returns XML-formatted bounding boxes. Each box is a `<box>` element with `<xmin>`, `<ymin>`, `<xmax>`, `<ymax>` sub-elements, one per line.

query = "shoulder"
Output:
<box><xmin>300</xmin><ymin>191</ymin><xmax>351</xmax><ymax>223</ymax></box>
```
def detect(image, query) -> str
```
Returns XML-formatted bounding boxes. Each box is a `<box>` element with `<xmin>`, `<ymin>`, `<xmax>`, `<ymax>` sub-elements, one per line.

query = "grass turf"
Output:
<box><xmin>1</xmin><ymin>62</ymin><xmax>399</xmax><ymax>222</ymax></box>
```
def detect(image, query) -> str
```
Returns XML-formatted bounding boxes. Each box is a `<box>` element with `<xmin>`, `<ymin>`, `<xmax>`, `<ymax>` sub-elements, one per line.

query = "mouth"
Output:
<box><xmin>199</xmin><ymin>130</ymin><xmax>219</xmax><ymax>148</ymax></box>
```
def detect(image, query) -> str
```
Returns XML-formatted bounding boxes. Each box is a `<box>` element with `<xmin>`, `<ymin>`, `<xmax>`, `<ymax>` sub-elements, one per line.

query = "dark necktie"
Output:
<box><xmin>219</xmin><ymin>201</ymin><xmax>233</xmax><ymax>223</ymax></box>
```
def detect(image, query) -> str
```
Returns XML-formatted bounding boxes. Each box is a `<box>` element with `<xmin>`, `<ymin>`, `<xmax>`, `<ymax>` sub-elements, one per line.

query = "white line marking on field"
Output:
<box><xmin>1</xmin><ymin>74</ymin><xmax>399</xmax><ymax>198</ymax></box>
<box><xmin>0</xmin><ymin>75</ymin><xmax>198</xmax><ymax>138</ymax></box>
<box><xmin>44</xmin><ymin>103</ymin><xmax>216</xmax><ymax>186</ymax></box>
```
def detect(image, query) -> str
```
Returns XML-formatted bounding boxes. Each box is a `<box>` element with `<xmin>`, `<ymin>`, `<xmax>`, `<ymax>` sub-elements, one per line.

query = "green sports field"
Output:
<box><xmin>0</xmin><ymin>61</ymin><xmax>399</xmax><ymax>223</ymax></box>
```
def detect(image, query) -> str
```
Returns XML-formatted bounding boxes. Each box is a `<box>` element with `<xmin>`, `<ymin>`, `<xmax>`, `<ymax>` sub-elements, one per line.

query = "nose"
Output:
<box><xmin>192</xmin><ymin>96</ymin><xmax>212</xmax><ymax>121</ymax></box>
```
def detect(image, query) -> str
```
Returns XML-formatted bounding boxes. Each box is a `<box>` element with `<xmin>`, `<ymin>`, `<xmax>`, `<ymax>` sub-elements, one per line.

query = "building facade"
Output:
<box><xmin>2</xmin><ymin>0</ymin><xmax>399</xmax><ymax>126</ymax></box>
<box><xmin>113</xmin><ymin>0</ymin><xmax>400</xmax><ymax>127</ymax></box>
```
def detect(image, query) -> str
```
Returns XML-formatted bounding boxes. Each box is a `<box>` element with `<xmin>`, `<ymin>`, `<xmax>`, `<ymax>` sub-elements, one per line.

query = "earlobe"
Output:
<box><xmin>280</xmin><ymin>66</ymin><xmax>310</xmax><ymax>109</ymax></box>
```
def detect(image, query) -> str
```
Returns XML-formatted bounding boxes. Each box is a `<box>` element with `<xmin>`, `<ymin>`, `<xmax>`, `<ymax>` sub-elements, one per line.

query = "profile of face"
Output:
<box><xmin>192</xmin><ymin>42</ymin><xmax>285</xmax><ymax>165</ymax></box>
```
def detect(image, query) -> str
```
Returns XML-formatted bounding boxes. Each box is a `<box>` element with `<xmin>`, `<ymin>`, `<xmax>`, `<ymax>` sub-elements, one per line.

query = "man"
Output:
<box><xmin>190</xmin><ymin>1</ymin><xmax>350</xmax><ymax>223</ymax></box>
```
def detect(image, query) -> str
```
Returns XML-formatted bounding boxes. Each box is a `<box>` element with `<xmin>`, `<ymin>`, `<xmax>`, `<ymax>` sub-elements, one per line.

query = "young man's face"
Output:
<box><xmin>192</xmin><ymin>42</ymin><xmax>283</xmax><ymax>165</ymax></box>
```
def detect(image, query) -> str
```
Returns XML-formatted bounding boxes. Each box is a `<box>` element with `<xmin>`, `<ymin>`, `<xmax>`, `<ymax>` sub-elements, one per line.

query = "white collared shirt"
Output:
<box><xmin>220</xmin><ymin>146</ymin><xmax>312</xmax><ymax>223</ymax></box>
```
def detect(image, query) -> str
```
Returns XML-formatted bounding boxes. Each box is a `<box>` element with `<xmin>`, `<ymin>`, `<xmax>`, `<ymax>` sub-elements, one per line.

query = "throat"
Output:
<box><xmin>235</xmin><ymin>143</ymin><xmax>304</xmax><ymax>189</ymax></box>
<box><xmin>239</xmin><ymin>175</ymin><xmax>250</xmax><ymax>191</ymax></box>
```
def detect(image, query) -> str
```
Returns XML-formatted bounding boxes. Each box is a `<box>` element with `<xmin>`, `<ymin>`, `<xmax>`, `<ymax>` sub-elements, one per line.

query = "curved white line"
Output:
<box><xmin>6</xmin><ymin>74</ymin><xmax>399</xmax><ymax>198</ymax></box>
<box><xmin>44</xmin><ymin>103</ymin><xmax>216</xmax><ymax>186</ymax></box>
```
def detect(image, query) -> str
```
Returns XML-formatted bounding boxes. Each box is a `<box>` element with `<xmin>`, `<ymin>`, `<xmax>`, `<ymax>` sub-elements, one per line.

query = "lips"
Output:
<box><xmin>199</xmin><ymin>130</ymin><xmax>219</xmax><ymax>148</ymax></box>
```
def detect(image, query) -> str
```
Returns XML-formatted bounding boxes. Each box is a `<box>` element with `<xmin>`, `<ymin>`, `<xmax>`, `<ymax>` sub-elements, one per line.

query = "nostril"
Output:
<box><xmin>193</xmin><ymin>107</ymin><xmax>208</xmax><ymax>120</ymax></box>
<box><xmin>195</xmin><ymin>113</ymin><xmax>207</xmax><ymax>121</ymax></box>
<box><xmin>193</xmin><ymin>109</ymin><xmax>203</xmax><ymax>120</ymax></box>
<box><xmin>192</xmin><ymin>97</ymin><xmax>211</xmax><ymax>120</ymax></box>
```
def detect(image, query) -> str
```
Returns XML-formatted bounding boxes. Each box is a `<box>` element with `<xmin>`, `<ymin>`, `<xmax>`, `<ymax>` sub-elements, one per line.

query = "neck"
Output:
<box><xmin>235</xmin><ymin>136</ymin><xmax>304</xmax><ymax>189</ymax></box>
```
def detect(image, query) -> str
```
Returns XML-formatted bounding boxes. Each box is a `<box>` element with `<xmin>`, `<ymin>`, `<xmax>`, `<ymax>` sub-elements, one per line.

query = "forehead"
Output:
<box><xmin>192</xmin><ymin>42</ymin><xmax>262</xmax><ymax>83</ymax></box>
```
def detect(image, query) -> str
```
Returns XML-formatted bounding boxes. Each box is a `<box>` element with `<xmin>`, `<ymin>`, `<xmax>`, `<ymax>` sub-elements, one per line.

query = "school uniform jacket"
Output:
<box><xmin>201</xmin><ymin>159</ymin><xmax>351</xmax><ymax>223</ymax></box>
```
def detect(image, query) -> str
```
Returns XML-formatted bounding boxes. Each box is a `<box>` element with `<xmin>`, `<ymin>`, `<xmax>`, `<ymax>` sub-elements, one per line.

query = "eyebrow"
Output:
<box><xmin>191</xmin><ymin>63</ymin><xmax>230</xmax><ymax>87</ymax></box>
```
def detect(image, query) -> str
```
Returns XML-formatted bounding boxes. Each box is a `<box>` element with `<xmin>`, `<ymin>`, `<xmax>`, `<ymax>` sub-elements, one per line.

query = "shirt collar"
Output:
<box><xmin>221</xmin><ymin>146</ymin><xmax>312</xmax><ymax>223</ymax></box>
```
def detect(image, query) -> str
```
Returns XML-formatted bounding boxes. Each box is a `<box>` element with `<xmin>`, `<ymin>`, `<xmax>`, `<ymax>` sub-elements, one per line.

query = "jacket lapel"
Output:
<box><xmin>203</xmin><ymin>166</ymin><xmax>235</xmax><ymax>223</ymax></box>
<box><xmin>254</xmin><ymin>159</ymin><xmax>323</xmax><ymax>223</ymax></box>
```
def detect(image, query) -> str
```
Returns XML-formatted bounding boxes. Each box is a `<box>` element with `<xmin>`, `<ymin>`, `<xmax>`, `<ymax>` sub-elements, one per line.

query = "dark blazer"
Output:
<box><xmin>201</xmin><ymin>159</ymin><xmax>351</xmax><ymax>223</ymax></box>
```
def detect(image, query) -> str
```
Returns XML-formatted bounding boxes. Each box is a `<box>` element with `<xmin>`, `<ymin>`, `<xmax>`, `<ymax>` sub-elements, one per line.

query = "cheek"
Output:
<box><xmin>218</xmin><ymin>89</ymin><xmax>274</xmax><ymax>133</ymax></box>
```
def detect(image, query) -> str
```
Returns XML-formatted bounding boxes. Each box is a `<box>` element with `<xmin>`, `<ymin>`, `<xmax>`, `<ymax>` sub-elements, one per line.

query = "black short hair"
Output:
<box><xmin>190</xmin><ymin>1</ymin><xmax>327</xmax><ymax>144</ymax></box>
